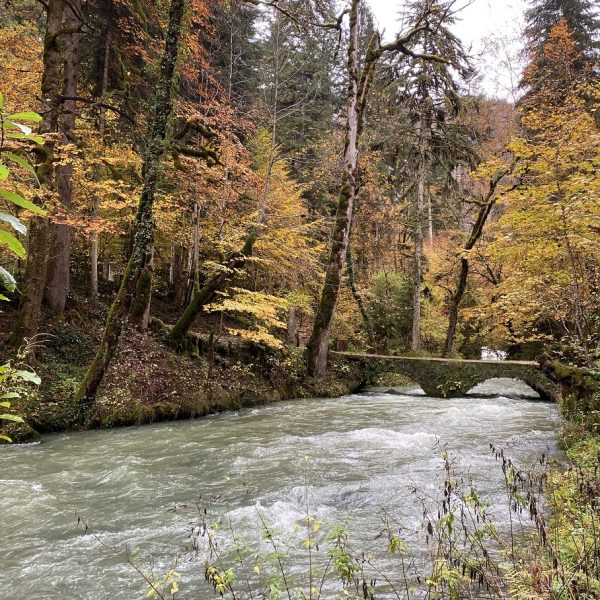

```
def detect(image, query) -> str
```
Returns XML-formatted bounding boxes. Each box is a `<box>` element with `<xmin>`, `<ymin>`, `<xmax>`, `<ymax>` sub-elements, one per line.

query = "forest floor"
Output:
<box><xmin>0</xmin><ymin>297</ymin><xmax>367</xmax><ymax>443</ymax></box>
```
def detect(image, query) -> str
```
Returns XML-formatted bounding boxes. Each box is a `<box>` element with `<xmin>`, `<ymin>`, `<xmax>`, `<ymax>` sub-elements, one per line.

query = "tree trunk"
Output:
<box><xmin>305</xmin><ymin>0</ymin><xmax>361</xmax><ymax>377</ymax></box>
<box><xmin>45</xmin><ymin>0</ymin><xmax>81</xmax><ymax>313</ymax></box>
<box><xmin>12</xmin><ymin>218</ymin><xmax>50</xmax><ymax>351</ymax></box>
<box><xmin>427</xmin><ymin>191</ymin><xmax>434</xmax><ymax>243</ymax></box>
<box><xmin>90</xmin><ymin>26</ymin><xmax>111</xmax><ymax>301</ymax></box>
<box><xmin>443</xmin><ymin>257</ymin><xmax>468</xmax><ymax>357</ymax></box>
<box><xmin>130</xmin><ymin>245</ymin><xmax>153</xmax><ymax>331</ymax></box>
<box><xmin>172</xmin><ymin>245</ymin><xmax>188</xmax><ymax>306</ymax></box>
<box><xmin>77</xmin><ymin>0</ymin><xmax>185</xmax><ymax>404</ymax></box>
<box><xmin>11</xmin><ymin>0</ymin><xmax>66</xmax><ymax>352</ymax></box>
<box><xmin>411</xmin><ymin>112</ymin><xmax>427</xmax><ymax>353</ymax></box>
<box><xmin>191</xmin><ymin>202</ymin><xmax>200</xmax><ymax>290</ymax></box>
<box><xmin>168</xmin><ymin>233</ymin><xmax>256</xmax><ymax>349</ymax></box>
<box><xmin>443</xmin><ymin>164</ymin><xmax>513</xmax><ymax>357</ymax></box>
<box><xmin>286</xmin><ymin>307</ymin><xmax>299</xmax><ymax>346</ymax></box>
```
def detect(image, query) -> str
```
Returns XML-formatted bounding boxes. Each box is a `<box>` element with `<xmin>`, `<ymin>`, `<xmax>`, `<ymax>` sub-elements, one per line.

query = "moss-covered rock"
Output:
<box><xmin>544</xmin><ymin>361</ymin><xmax>600</xmax><ymax>431</ymax></box>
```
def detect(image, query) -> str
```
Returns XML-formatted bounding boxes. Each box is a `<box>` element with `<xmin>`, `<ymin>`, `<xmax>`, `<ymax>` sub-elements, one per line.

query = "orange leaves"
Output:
<box><xmin>0</xmin><ymin>24</ymin><xmax>42</xmax><ymax>113</ymax></box>
<box><xmin>521</xmin><ymin>19</ymin><xmax>591</xmax><ymax>112</ymax></box>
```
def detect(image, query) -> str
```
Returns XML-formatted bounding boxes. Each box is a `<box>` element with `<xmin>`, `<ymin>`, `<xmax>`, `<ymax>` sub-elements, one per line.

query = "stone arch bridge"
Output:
<box><xmin>331</xmin><ymin>352</ymin><xmax>561</xmax><ymax>402</ymax></box>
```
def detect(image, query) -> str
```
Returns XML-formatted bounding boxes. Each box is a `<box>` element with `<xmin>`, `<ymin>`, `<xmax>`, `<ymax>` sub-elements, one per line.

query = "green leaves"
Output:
<box><xmin>13</xmin><ymin>370</ymin><xmax>41</xmax><ymax>385</ymax></box>
<box><xmin>4</xmin><ymin>132</ymin><xmax>45</xmax><ymax>145</ymax></box>
<box><xmin>0</xmin><ymin>93</ymin><xmax>46</xmax><ymax>295</ymax></box>
<box><xmin>4</xmin><ymin>152</ymin><xmax>40</xmax><ymax>185</ymax></box>
<box><xmin>0</xmin><ymin>93</ymin><xmax>43</xmax><ymax>296</ymax></box>
<box><xmin>0</xmin><ymin>229</ymin><xmax>25</xmax><ymax>257</ymax></box>
<box><xmin>1</xmin><ymin>105</ymin><xmax>44</xmax><ymax>146</ymax></box>
<box><xmin>0</xmin><ymin>361</ymin><xmax>40</xmax><ymax>443</ymax></box>
<box><xmin>0</xmin><ymin>414</ymin><xmax>24</xmax><ymax>423</ymax></box>
<box><xmin>7</xmin><ymin>111</ymin><xmax>42</xmax><ymax>123</ymax></box>
<box><xmin>0</xmin><ymin>266</ymin><xmax>17</xmax><ymax>292</ymax></box>
<box><xmin>0</xmin><ymin>190</ymin><xmax>45</xmax><ymax>215</ymax></box>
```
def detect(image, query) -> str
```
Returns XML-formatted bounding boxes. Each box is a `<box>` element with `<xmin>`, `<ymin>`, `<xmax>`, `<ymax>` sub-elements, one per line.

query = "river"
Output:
<box><xmin>0</xmin><ymin>378</ymin><xmax>560</xmax><ymax>599</ymax></box>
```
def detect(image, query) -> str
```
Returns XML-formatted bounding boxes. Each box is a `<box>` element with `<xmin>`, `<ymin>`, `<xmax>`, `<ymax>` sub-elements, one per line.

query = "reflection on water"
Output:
<box><xmin>0</xmin><ymin>378</ymin><xmax>560</xmax><ymax>599</ymax></box>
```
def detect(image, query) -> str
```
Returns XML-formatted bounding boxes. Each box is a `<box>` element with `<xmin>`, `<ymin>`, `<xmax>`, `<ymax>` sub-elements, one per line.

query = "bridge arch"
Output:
<box><xmin>465</xmin><ymin>377</ymin><xmax>545</xmax><ymax>401</ymax></box>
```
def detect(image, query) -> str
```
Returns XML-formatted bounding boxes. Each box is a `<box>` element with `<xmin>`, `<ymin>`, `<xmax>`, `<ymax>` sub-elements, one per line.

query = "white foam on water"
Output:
<box><xmin>0</xmin><ymin>380</ymin><xmax>561</xmax><ymax>600</ymax></box>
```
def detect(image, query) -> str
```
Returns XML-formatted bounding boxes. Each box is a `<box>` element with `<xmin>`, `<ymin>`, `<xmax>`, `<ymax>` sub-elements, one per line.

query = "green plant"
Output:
<box><xmin>0</xmin><ymin>90</ymin><xmax>45</xmax><ymax>297</ymax></box>
<box><xmin>0</xmin><ymin>360</ymin><xmax>40</xmax><ymax>442</ymax></box>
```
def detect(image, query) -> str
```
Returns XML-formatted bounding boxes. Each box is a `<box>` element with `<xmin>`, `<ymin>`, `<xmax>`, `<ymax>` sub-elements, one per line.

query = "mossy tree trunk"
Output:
<box><xmin>411</xmin><ymin>108</ymin><xmax>429</xmax><ymax>353</ymax></box>
<box><xmin>77</xmin><ymin>0</ymin><xmax>186</xmax><ymax>404</ymax></box>
<box><xmin>130</xmin><ymin>247</ymin><xmax>153</xmax><ymax>331</ymax></box>
<box><xmin>305</xmin><ymin>0</ymin><xmax>363</xmax><ymax>377</ymax></box>
<box><xmin>45</xmin><ymin>0</ymin><xmax>81</xmax><ymax>313</ymax></box>
<box><xmin>11</xmin><ymin>0</ymin><xmax>66</xmax><ymax>354</ymax></box>
<box><xmin>168</xmin><ymin>233</ymin><xmax>256</xmax><ymax>349</ymax></box>
<box><xmin>443</xmin><ymin>164</ymin><xmax>514</xmax><ymax>357</ymax></box>
<box><xmin>346</xmin><ymin>242</ymin><xmax>374</xmax><ymax>349</ymax></box>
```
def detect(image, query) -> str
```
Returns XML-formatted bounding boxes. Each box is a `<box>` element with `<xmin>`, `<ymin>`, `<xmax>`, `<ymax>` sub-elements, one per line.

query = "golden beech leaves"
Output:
<box><xmin>484</xmin><ymin>86</ymin><xmax>600</xmax><ymax>347</ymax></box>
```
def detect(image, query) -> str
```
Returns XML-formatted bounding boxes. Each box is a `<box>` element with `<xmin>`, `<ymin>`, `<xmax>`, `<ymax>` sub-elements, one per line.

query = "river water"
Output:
<box><xmin>0</xmin><ymin>379</ymin><xmax>560</xmax><ymax>599</ymax></box>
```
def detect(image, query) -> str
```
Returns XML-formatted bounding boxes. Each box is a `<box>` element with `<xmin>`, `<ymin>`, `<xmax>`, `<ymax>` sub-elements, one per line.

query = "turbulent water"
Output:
<box><xmin>0</xmin><ymin>378</ymin><xmax>561</xmax><ymax>599</ymax></box>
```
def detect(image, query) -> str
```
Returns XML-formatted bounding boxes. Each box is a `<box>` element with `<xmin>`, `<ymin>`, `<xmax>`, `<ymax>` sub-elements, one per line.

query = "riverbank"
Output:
<box><xmin>1</xmin><ymin>308</ymin><xmax>366</xmax><ymax>443</ymax></box>
<box><xmin>509</xmin><ymin>366</ymin><xmax>600</xmax><ymax>598</ymax></box>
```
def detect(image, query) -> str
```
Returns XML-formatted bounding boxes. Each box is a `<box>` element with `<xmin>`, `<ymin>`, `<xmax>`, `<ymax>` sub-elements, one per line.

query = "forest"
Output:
<box><xmin>0</xmin><ymin>0</ymin><xmax>600</xmax><ymax>598</ymax></box>
<box><xmin>1</xmin><ymin>0</ymin><xmax>598</xmax><ymax>391</ymax></box>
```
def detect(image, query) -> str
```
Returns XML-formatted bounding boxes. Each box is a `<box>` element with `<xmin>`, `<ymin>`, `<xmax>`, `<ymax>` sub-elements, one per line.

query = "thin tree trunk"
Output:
<box><xmin>77</xmin><ymin>0</ymin><xmax>185</xmax><ymax>404</ymax></box>
<box><xmin>411</xmin><ymin>112</ymin><xmax>427</xmax><ymax>353</ymax></box>
<box><xmin>172</xmin><ymin>245</ymin><xmax>188</xmax><ymax>306</ymax></box>
<box><xmin>45</xmin><ymin>0</ymin><xmax>81</xmax><ymax>313</ymax></box>
<box><xmin>286</xmin><ymin>306</ymin><xmax>299</xmax><ymax>346</ymax></box>
<box><xmin>11</xmin><ymin>0</ymin><xmax>66</xmax><ymax>352</ymax></box>
<box><xmin>191</xmin><ymin>202</ymin><xmax>200</xmax><ymax>290</ymax></box>
<box><xmin>89</xmin><ymin>210</ymin><xmax>99</xmax><ymax>300</ymax></box>
<box><xmin>427</xmin><ymin>191</ymin><xmax>433</xmax><ymax>243</ymax></box>
<box><xmin>90</xmin><ymin>26</ymin><xmax>111</xmax><ymax>301</ymax></box>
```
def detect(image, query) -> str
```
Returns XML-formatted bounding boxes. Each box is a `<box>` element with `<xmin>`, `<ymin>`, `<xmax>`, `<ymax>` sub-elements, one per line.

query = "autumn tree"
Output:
<box><xmin>483</xmin><ymin>21</ymin><xmax>599</xmax><ymax>363</ymax></box>
<box><xmin>77</xmin><ymin>0</ymin><xmax>186</xmax><ymax>403</ymax></box>
<box><xmin>166</xmin><ymin>0</ymin><xmax>342</xmax><ymax>350</ymax></box>
<box><xmin>524</xmin><ymin>0</ymin><xmax>599</xmax><ymax>59</ymax></box>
